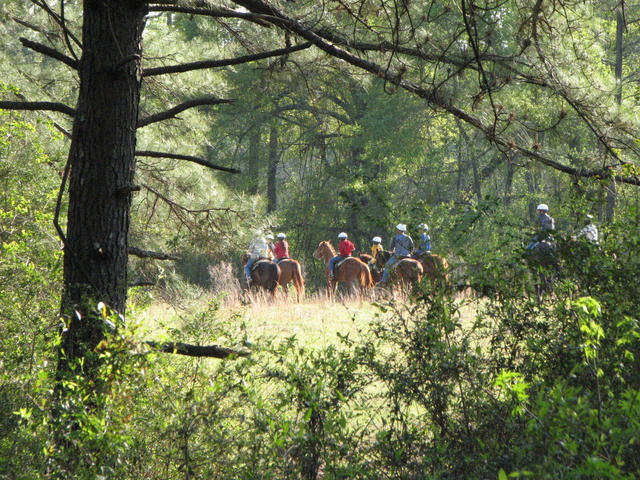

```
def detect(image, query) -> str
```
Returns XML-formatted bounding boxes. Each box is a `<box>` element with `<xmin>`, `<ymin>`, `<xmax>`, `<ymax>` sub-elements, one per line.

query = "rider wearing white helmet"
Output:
<box><xmin>527</xmin><ymin>204</ymin><xmax>555</xmax><ymax>249</ymax></box>
<box><xmin>577</xmin><ymin>214</ymin><xmax>599</xmax><ymax>244</ymax></box>
<box><xmin>266</xmin><ymin>233</ymin><xmax>275</xmax><ymax>260</ymax></box>
<box><xmin>369</xmin><ymin>236</ymin><xmax>384</xmax><ymax>266</ymax></box>
<box><xmin>274</xmin><ymin>233</ymin><xmax>290</xmax><ymax>262</ymax></box>
<box><xmin>328</xmin><ymin>232</ymin><xmax>355</xmax><ymax>279</ymax></box>
<box><xmin>381</xmin><ymin>223</ymin><xmax>414</xmax><ymax>283</ymax></box>
<box><xmin>414</xmin><ymin>223</ymin><xmax>431</xmax><ymax>257</ymax></box>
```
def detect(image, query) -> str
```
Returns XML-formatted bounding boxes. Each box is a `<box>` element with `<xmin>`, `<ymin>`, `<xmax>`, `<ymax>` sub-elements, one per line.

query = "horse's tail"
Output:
<box><xmin>361</xmin><ymin>264</ymin><xmax>374</xmax><ymax>288</ymax></box>
<box><xmin>438</xmin><ymin>256</ymin><xmax>450</xmax><ymax>285</ymax></box>
<box><xmin>270</xmin><ymin>263</ymin><xmax>281</xmax><ymax>293</ymax></box>
<box><xmin>413</xmin><ymin>259</ymin><xmax>424</xmax><ymax>281</ymax></box>
<box><xmin>293</xmin><ymin>262</ymin><xmax>305</xmax><ymax>299</ymax></box>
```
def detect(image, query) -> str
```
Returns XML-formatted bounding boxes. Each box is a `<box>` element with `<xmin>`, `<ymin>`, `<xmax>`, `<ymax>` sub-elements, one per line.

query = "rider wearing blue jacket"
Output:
<box><xmin>414</xmin><ymin>223</ymin><xmax>431</xmax><ymax>257</ymax></box>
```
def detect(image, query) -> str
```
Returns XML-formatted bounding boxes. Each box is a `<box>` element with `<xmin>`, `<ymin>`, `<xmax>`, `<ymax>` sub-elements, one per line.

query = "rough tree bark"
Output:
<box><xmin>58</xmin><ymin>0</ymin><xmax>147</xmax><ymax>375</ymax></box>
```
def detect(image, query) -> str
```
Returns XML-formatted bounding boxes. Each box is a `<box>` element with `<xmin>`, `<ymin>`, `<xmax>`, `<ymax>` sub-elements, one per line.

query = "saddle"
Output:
<box><xmin>334</xmin><ymin>256</ymin><xmax>351</xmax><ymax>271</ymax></box>
<box><xmin>389</xmin><ymin>255</ymin><xmax>414</xmax><ymax>267</ymax></box>
<box><xmin>250</xmin><ymin>257</ymin><xmax>271</xmax><ymax>272</ymax></box>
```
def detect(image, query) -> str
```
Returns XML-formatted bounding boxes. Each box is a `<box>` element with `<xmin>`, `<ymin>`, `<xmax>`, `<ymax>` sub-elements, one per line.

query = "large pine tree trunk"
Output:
<box><xmin>59</xmin><ymin>0</ymin><xmax>147</xmax><ymax>376</ymax></box>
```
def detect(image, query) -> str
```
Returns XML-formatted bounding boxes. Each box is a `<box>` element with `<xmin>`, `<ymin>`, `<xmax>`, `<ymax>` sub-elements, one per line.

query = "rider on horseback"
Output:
<box><xmin>369</xmin><ymin>236</ymin><xmax>384</xmax><ymax>267</ymax></box>
<box><xmin>414</xmin><ymin>223</ymin><xmax>431</xmax><ymax>257</ymax></box>
<box><xmin>576</xmin><ymin>214</ymin><xmax>599</xmax><ymax>245</ymax></box>
<box><xmin>381</xmin><ymin>224</ymin><xmax>414</xmax><ymax>284</ymax></box>
<box><xmin>328</xmin><ymin>232</ymin><xmax>355</xmax><ymax>279</ymax></box>
<box><xmin>527</xmin><ymin>204</ymin><xmax>555</xmax><ymax>250</ymax></box>
<box><xmin>266</xmin><ymin>234</ymin><xmax>276</xmax><ymax>260</ymax></box>
<box><xmin>274</xmin><ymin>233</ymin><xmax>290</xmax><ymax>262</ymax></box>
<box><xmin>244</xmin><ymin>230</ymin><xmax>270</xmax><ymax>284</ymax></box>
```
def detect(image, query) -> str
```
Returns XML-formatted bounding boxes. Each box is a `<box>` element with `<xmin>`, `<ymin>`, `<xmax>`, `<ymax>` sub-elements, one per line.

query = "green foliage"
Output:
<box><xmin>0</xmin><ymin>105</ymin><xmax>63</xmax><ymax>477</ymax></box>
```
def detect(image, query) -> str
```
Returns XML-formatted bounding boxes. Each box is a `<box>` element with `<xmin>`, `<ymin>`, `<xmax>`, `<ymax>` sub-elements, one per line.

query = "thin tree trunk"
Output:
<box><xmin>525</xmin><ymin>167</ymin><xmax>537</xmax><ymax>221</ymax></box>
<box><xmin>456</xmin><ymin>119</ymin><xmax>480</xmax><ymax>200</ymax></box>
<box><xmin>504</xmin><ymin>155</ymin><xmax>515</xmax><ymax>205</ymax></box>
<box><xmin>247</xmin><ymin>125</ymin><xmax>262</xmax><ymax>195</ymax></box>
<box><xmin>266</xmin><ymin>122</ymin><xmax>278</xmax><ymax>213</ymax></box>
<box><xmin>606</xmin><ymin>8</ymin><xmax>624</xmax><ymax>222</ymax></box>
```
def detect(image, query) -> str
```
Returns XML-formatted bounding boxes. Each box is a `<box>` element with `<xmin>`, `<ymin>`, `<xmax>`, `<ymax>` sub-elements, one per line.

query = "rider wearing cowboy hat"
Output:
<box><xmin>245</xmin><ymin>230</ymin><xmax>270</xmax><ymax>284</ymax></box>
<box><xmin>381</xmin><ymin>223</ymin><xmax>414</xmax><ymax>284</ymax></box>
<box><xmin>328</xmin><ymin>232</ymin><xmax>355</xmax><ymax>279</ymax></box>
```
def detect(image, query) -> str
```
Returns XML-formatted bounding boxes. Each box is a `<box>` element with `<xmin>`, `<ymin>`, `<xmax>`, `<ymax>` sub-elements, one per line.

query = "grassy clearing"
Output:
<box><xmin>133</xmin><ymin>288</ymin><xmax>479</xmax><ymax>353</ymax></box>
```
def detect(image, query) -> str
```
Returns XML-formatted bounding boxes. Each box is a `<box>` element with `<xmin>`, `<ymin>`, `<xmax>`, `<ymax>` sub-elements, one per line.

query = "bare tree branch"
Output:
<box><xmin>136</xmin><ymin>150</ymin><xmax>241</xmax><ymax>173</ymax></box>
<box><xmin>19</xmin><ymin>37</ymin><xmax>78</xmax><ymax>70</ymax></box>
<box><xmin>0</xmin><ymin>101</ymin><xmax>75</xmax><ymax>117</ymax></box>
<box><xmin>27</xmin><ymin>0</ymin><xmax>82</xmax><ymax>49</ymax></box>
<box><xmin>144</xmin><ymin>341</ymin><xmax>250</xmax><ymax>358</ymax></box>
<box><xmin>149</xmin><ymin>4</ymin><xmax>272</xmax><ymax>27</ymax></box>
<box><xmin>12</xmin><ymin>16</ymin><xmax>53</xmax><ymax>37</ymax></box>
<box><xmin>142</xmin><ymin>42</ymin><xmax>312</xmax><ymax>77</ymax></box>
<box><xmin>137</xmin><ymin>96</ymin><xmax>235</xmax><ymax>128</ymax></box>
<box><xmin>128</xmin><ymin>280</ymin><xmax>156</xmax><ymax>287</ymax></box>
<box><xmin>128</xmin><ymin>246</ymin><xmax>180</xmax><ymax>261</ymax></box>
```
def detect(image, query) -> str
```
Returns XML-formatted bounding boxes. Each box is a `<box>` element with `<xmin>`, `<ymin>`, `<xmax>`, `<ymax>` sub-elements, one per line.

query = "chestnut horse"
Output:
<box><xmin>313</xmin><ymin>241</ymin><xmax>374</xmax><ymax>296</ymax></box>
<box><xmin>241</xmin><ymin>254</ymin><xmax>281</xmax><ymax>298</ymax></box>
<box><xmin>275</xmin><ymin>258</ymin><xmax>305</xmax><ymax>301</ymax></box>
<box><xmin>358</xmin><ymin>253</ymin><xmax>382</xmax><ymax>283</ymax></box>
<box><xmin>415</xmin><ymin>253</ymin><xmax>450</xmax><ymax>288</ymax></box>
<box><xmin>374</xmin><ymin>250</ymin><xmax>423</xmax><ymax>289</ymax></box>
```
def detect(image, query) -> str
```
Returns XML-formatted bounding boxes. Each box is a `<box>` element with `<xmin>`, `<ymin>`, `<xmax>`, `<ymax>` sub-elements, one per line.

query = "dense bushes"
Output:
<box><xmin>3</xmin><ymin>216</ymin><xmax>640</xmax><ymax>478</ymax></box>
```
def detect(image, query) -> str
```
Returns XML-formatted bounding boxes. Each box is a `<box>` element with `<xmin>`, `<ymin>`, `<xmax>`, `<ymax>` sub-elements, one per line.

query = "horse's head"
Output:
<box><xmin>241</xmin><ymin>253</ymin><xmax>250</xmax><ymax>266</ymax></box>
<box><xmin>376</xmin><ymin>249</ymin><xmax>390</xmax><ymax>265</ymax></box>
<box><xmin>313</xmin><ymin>241</ymin><xmax>334</xmax><ymax>260</ymax></box>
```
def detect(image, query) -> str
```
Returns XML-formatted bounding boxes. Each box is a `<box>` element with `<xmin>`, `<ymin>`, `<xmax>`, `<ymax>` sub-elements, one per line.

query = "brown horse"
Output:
<box><xmin>313</xmin><ymin>241</ymin><xmax>374</xmax><ymax>296</ymax></box>
<box><xmin>241</xmin><ymin>254</ymin><xmax>281</xmax><ymax>298</ymax></box>
<box><xmin>274</xmin><ymin>258</ymin><xmax>305</xmax><ymax>301</ymax></box>
<box><xmin>358</xmin><ymin>253</ymin><xmax>382</xmax><ymax>283</ymax></box>
<box><xmin>416</xmin><ymin>253</ymin><xmax>450</xmax><ymax>288</ymax></box>
<box><xmin>374</xmin><ymin>250</ymin><xmax>423</xmax><ymax>289</ymax></box>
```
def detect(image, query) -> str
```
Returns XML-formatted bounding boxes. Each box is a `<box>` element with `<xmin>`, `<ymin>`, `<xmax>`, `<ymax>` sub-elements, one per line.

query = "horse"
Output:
<box><xmin>274</xmin><ymin>258</ymin><xmax>305</xmax><ymax>301</ymax></box>
<box><xmin>241</xmin><ymin>254</ymin><xmax>281</xmax><ymax>299</ymax></box>
<box><xmin>358</xmin><ymin>253</ymin><xmax>382</xmax><ymax>284</ymax></box>
<box><xmin>415</xmin><ymin>252</ymin><xmax>450</xmax><ymax>288</ymax></box>
<box><xmin>374</xmin><ymin>250</ymin><xmax>423</xmax><ymax>290</ymax></box>
<box><xmin>312</xmin><ymin>241</ymin><xmax>374</xmax><ymax>297</ymax></box>
<box><xmin>525</xmin><ymin>241</ymin><xmax>558</xmax><ymax>301</ymax></box>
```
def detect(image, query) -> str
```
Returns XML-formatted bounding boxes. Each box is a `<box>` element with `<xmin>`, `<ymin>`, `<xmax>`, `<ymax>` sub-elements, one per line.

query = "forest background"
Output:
<box><xmin>1</xmin><ymin>0</ymin><xmax>640</xmax><ymax>478</ymax></box>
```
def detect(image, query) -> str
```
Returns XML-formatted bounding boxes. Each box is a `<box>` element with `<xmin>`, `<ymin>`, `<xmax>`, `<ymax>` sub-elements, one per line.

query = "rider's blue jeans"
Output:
<box><xmin>244</xmin><ymin>256</ymin><xmax>257</xmax><ymax>281</ymax></box>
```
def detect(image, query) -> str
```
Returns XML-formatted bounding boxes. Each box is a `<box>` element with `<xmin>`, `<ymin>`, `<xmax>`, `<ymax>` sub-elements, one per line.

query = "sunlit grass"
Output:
<box><xmin>133</xmin><ymin>287</ymin><xmax>479</xmax><ymax>352</ymax></box>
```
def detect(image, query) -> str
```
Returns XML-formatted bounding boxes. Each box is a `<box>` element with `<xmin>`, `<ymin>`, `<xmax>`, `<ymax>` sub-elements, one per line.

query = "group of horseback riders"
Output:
<box><xmin>243</xmin><ymin>231</ymin><xmax>290</xmax><ymax>284</ymax></box>
<box><xmin>244</xmin><ymin>204</ymin><xmax>600</xmax><ymax>287</ymax></box>
<box><xmin>527</xmin><ymin>203</ymin><xmax>599</xmax><ymax>251</ymax></box>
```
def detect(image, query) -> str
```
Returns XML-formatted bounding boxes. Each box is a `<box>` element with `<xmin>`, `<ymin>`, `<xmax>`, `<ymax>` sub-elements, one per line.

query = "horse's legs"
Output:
<box><xmin>294</xmin><ymin>278</ymin><xmax>304</xmax><ymax>302</ymax></box>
